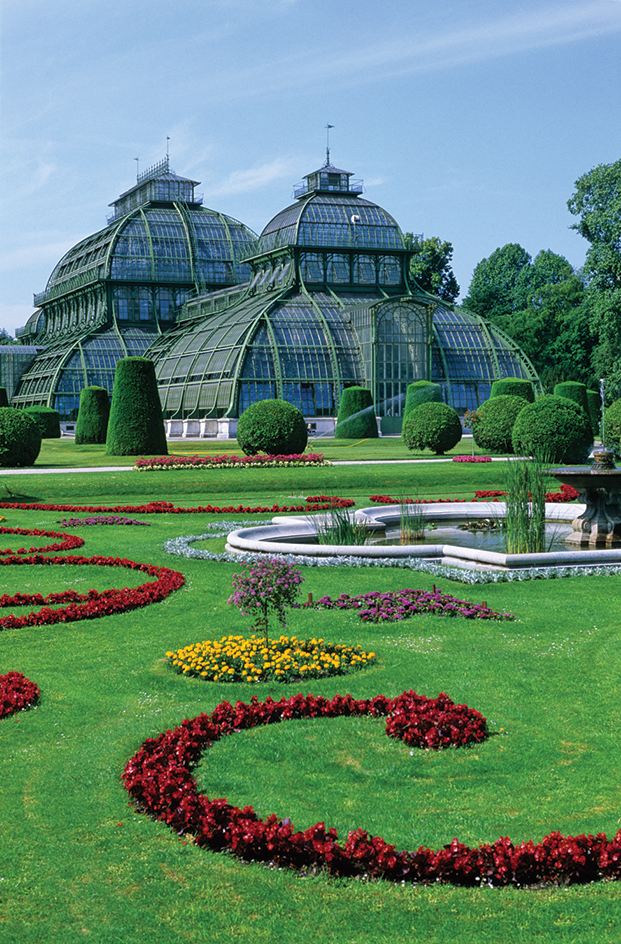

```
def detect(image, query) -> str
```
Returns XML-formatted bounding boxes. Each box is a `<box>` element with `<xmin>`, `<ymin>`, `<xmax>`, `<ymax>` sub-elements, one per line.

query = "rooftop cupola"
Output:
<box><xmin>293</xmin><ymin>162</ymin><xmax>363</xmax><ymax>199</ymax></box>
<box><xmin>108</xmin><ymin>157</ymin><xmax>203</xmax><ymax>221</ymax></box>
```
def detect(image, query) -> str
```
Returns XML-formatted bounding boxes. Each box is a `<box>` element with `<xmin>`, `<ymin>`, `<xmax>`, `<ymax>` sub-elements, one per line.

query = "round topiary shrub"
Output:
<box><xmin>603</xmin><ymin>399</ymin><xmax>621</xmax><ymax>450</ymax></box>
<box><xmin>0</xmin><ymin>408</ymin><xmax>42</xmax><ymax>467</ymax></box>
<box><xmin>490</xmin><ymin>377</ymin><xmax>534</xmax><ymax>402</ymax></box>
<box><xmin>471</xmin><ymin>395</ymin><xmax>528</xmax><ymax>454</ymax></box>
<box><xmin>105</xmin><ymin>357</ymin><xmax>168</xmax><ymax>456</ymax></box>
<box><xmin>403</xmin><ymin>381</ymin><xmax>443</xmax><ymax>421</ymax></box>
<box><xmin>237</xmin><ymin>399</ymin><xmax>308</xmax><ymax>456</ymax></box>
<box><xmin>512</xmin><ymin>395</ymin><xmax>593</xmax><ymax>463</ymax></box>
<box><xmin>75</xmin><ymin>386</ymin><xmax>110</xmax><ymax>445</ymax></box>
<box><xmin>334</xmin><ymin>386</ymin><xmax>378</xmax><ymax>439</ymax></box>
<box><xmin>23</xmin><ymin>406</ymin><xmax>61</xmax><ymax>439</ymax></box>
<box><xmin>402</xmin><ymin>401</ymin><xmax>462</xmax><ymax>455</ymax></box>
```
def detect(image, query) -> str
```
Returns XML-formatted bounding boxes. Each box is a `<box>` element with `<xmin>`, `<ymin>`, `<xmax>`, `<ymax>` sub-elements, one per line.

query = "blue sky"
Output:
<box><xmin>1</xmin><ymin>0</ymin><xmax>620</xmax><ymax>336</ymax></box>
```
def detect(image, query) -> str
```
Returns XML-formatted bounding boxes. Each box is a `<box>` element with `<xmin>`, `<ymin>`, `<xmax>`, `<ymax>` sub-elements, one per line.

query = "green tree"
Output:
<box><xmin>567</xmin><ymin>159</ymin><xmax>621</xmax><ymax>384</ymax></box>
<box><xmin>463</xmin><ymin>243</ymin><xmax>532</xmax><ymax>328</ymax></box>
<box><xmin>405</xmin><ymin>235</ymin><xmax>459</xmax><ymax>303</ymax></box>
<box><xmin>464</xmin><ymin>244</ymin><xmax>595</xmax><ymax>385</ymax></box>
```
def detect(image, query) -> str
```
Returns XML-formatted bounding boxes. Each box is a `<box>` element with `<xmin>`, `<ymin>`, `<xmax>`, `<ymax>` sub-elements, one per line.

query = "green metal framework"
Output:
<box><xmin>149</xmin><ymin>161</ymin><xmax>541</xmax><ymax>422</ymax></box>
<box><xmin>13</xmin><ymin>159</ymin><xmax>258</xmax><ymax>418</ymax></box>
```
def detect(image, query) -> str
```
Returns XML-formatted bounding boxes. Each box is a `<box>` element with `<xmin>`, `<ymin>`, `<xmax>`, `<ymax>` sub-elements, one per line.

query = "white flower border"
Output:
<box><xmin>162</xmin><ymin>519</ymin><xmax>621</xmax><ymax>586</ymax></box>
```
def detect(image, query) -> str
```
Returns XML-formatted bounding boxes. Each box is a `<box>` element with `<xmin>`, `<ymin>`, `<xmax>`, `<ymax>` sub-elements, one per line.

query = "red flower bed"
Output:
<box><xmin>0</xmin><ymin>554</ymin><xmax>184</xmax><ymax>631</ymax></box>
<box><xmin>122</xmin><ymin>691</ymin><xmax>621</xmax><ymax>886</ymax></box>
<box><xmin>452</xmin><ymin>456</ymin><xmax>492</xmax><ymax>463</ymax></box>
<box><xmin>0</xmin><ymin>496</ymin><xmax>354</xmax><ymax>515</ymax></box>
<box><xmin>0</xmin><ymin>671</ymin><xmax>40</xmax><ymax>719</ymax></box>
<box><xmin>135</xmin><ymin>453</ymin><xmax>329</xmax><ymax>470</ymax></box>
<box><xmin>0</xmin><ymin>526</ymin><xmax>84</xmax><ymax>555</ymax></box>
<box><xmin>370</xmin><ymin>486</ymin><xmax>579</xmax><ymax>506</ymax></box>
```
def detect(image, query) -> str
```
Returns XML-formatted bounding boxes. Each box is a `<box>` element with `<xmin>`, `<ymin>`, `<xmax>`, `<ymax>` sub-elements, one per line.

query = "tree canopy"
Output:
<box><xmin>405</xmin><ymin>235</ymin><xmax>460</xmax><ymax>303</ymax></box>
<box><xmin>463</xmin><ymin>243</ymin><xmax>595</xmax><ymax>388</ymax></box>
<box><xmin>567</xmin><ymin>159</ymin><xmax>621</xmax><ymax>386</ymax></box>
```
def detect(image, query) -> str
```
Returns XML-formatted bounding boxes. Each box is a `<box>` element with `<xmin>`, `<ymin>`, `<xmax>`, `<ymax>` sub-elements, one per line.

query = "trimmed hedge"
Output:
<box><xmin>105</xmin><ymin>358</ymin><xmax>168</xmax><ymax>456</ymax></box>
<box><xmin>334</xmin><ymin>386</ymin><xmax>378</xmax><ymax>439</ymax></box>
<box><xmin>586</xmin><ymin>389</ymin><xmax>601</xmax><ymax>436</ymax></box>
<box><xmin>471</xmin><ymin>395</ymin><xmax>527</xmax><ymax>454</ymax></box>
<box><xmin>75</xmin><ymin>386</ymin><xmax>110</xmax><ymax>444</ymax></box>
<box><xmin>402</xmin><ymin>401</ymin><xmax>462</xmax><ymax>455</ymax></box>
<box><xmin>512</xmin><ymin>395</ymin><xmax>593</xmax><ymax>463</ymax></box>
<box><xmin>402</xmin><ymin>381</ymin><xmax>443</xmax><ymax>421</ymax></box>
<box><xmin>0</xmin><ymin>388</ymin><xmax>8</xmax><ymax>409</ymax></box>
<box><xmin>0</xmin><ymin>408</ymin><xmax>42</xmax><ymax>467</ymax></box>
<box><xmin>553</xmin><ymin>381</ymin><xmax>589</xmax><ymax>416</ymax></box>
<box><xmin>490</xmin><ymin>377</ymin><xmax>534</xmax><ymax>402</ymax></box>
<box><xmin>603</xmin><ymin>399</ymin><xmax>621</xmax><ymax>450</ymax></box>
<box><xmin>237</xmin><ymin>399</ymin><xmax>308</xmax><ymax>456</ymax></box>
<box><xmin>23</xmin><ymin>406</ymin><xmax>61</xmax><ymax>439</ymax></box>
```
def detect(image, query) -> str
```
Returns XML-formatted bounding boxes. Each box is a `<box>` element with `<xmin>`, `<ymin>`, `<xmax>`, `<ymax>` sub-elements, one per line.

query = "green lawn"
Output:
<box><xmin>0</xmin><ymin>451</ymin><xmax>619</xmax><ymax>944</ymax></box>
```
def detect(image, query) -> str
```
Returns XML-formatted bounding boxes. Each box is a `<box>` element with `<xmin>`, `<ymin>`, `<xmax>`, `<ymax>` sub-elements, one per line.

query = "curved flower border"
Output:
<box><xmin>0</xmin><ymin>526</ymin><xmax>84</xmax><ymax>555</ymax></box>
<box><xmin>134</xmin><ymin>453</ymin><xmax>330</xmax><ymax>470</ymax></box>
<box><xmin>0</xmin><ymin>671</ymin><xmax>40</xmax><ymax>719</ymax></box>
<box><xmin>122</xmin><ymin>691</ymin><xmax>621</xmax><ymax>887</ymax></box>
<box><xmin>0</xmin><ymin>496</ymin><xmax>354</xmax><ymax>515</ymax></box>
<box><xmin>0</xmin><ymin>554</ymin><xmax>184</xmax><ymax>631</ymax></box>
<box><xmin>162</xmin><ymin>529</ymin><xmax>621</xmax><ymax>585</ymax></box>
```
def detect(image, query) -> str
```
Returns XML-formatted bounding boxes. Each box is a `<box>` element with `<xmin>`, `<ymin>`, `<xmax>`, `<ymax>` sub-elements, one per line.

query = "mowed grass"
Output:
<box><xmin>0</xmin><ymin>453</ymin><xmax>620</xmax><ymax>943</ymax></box>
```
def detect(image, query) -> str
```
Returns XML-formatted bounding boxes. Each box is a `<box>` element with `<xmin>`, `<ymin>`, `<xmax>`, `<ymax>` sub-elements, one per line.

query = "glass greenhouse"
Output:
<box><xmin>148</xmin><ymin>161</ymin><xmax>540</xmax><ymax>434</ymax></box>
<box><xmin>11</xmin><ymin>158</ymin><xmax>258</xmax><ymax>419</ymax></box>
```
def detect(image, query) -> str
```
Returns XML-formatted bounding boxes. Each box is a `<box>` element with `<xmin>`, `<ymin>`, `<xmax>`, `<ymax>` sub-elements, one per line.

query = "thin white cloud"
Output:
<box><xmin>202</xmin><ymin>1</ymin><xmax>621</xmax><ymax>99</ymax></box>
<box><xmin>204</xmin><ymin>157</ymin><xmax>300</xmax><ymax>197</ymax></box>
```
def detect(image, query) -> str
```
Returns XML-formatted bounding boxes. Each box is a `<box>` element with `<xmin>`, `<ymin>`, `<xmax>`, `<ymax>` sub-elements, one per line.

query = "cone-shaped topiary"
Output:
<box><xmin>512</xmin><ymin>395</ymin><xmax>593</xmax><ymax>463</ymax></box>
<box><xmin>471</xmin><ymin>395</ymin><xmax>528</xmax><ymax>454</ymax></box>
<box><xmin>105</xmin><ymin>358</ymin><xmax>167</xmax><ymax>456</ymax></box>
<box><xmin>0</xmin><ymin>408</ymin><xmax>42</xmax><ymax>467</ymax></box>
<box><xmin>490</xmin><ymin>377</ymin><xmax>534</xmax><ymax>402</ymax></box>
<box><xmin>75</xmin><ymin>386</ymin><xmax>110</xmax><ymax>444</ymax></box>
<box><xmin>334</xmin><ymin>386</ymin><xmax>378</xmax><ymax>439</ymax></box>
<box><xmin>0</xmin><ymin>388</ymin><xmax>8</xmax><ymax>409</ymax></box>
<box><xmin>236</xmin><ymin>399</ymin><xmax>308</xmax><ymax>455</ymax></box>
<box><xmin>23</xmin><ymin>406</ymin><xmax>61</xmax><ymax>438</ymax></box>
<box><xmin>402</xmin><ymin>401</ymin><xmax>462</xmax><ymax>455</ymax></box>
<box><xmin>403</xmin><ymin>381</ymin><xmax>443</xmax><ymax>421</ymax></box>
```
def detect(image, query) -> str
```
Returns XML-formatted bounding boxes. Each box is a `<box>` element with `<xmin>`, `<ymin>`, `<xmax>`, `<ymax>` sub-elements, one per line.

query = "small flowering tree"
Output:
<box><xmin>227</xmin><ymin>558</ymin><xmax>304</xmax><ymax>644</ymax></box>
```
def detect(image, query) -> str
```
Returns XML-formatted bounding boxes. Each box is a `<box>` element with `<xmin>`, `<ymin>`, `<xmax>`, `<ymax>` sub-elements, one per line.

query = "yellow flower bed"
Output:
<box><xmin>166</xmin><ymin>634</ymin><xmax>376</xmax><ymax>683</ymax></box>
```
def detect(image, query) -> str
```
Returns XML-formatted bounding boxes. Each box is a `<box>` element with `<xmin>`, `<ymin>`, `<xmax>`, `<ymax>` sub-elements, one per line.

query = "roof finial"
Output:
<box><xmin>166</xmin><ymin>136</ymin><xmax>170</xmax><ymax>159</ymax></box>
<box><xmin>135</xmin><ymin>157</ymin><xmax>140</xmax><ymax>181</ymax></box>
<box><xmin>325</xmin><ymin>123</ymin><xmax>334</xmax><ymax>167</ymax></box>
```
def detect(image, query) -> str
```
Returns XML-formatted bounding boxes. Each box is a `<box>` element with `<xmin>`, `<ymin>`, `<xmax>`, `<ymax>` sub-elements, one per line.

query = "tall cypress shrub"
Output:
<box><xmin>402</xmin><ymin>381</ymin><xmax>443</xmax><ymax>421</ymax></box>
<box><xmin>586</xmin><ymin>389</ymin><xmax>601</xmax><ymax>436</ymax></box>
<box><xmin>490</xmin><ymin>378</ymin><xmax>534</xmax><ymax>402</ymax></box>
<box><xmin>334</xmin><ymin>386</ymin><xmax>378</xmax><ymax>439</ymax></box>
<box><xmin>75</xmin><ymin>386</ymin><xmax>110</xmax><ymax>444</ymax></box>
<box><xmin>23</xmin><ymin>406</ymin><xmax>61</xmax><ymax>438</ymax></box>
<box><xmin>105</xmin><ymin>357</ymin><xmax>168</xmax><ymax>456</ymax></box>
<box><xmin>554</xmin><ymin>381</ymin><xmax>589</xmax><ymax>416</ymax></box>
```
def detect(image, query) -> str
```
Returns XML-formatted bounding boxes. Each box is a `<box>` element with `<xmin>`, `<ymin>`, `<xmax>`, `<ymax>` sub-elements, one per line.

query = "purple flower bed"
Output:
<box><xmin>56</xmin><ymin>516</ymin><xmax>150</xmax><ymax>527</ymax></box>
<box><xmin>307</xmin><ymin>587</ymin><xmax>515</xmax><ymax>623</ymax></box>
